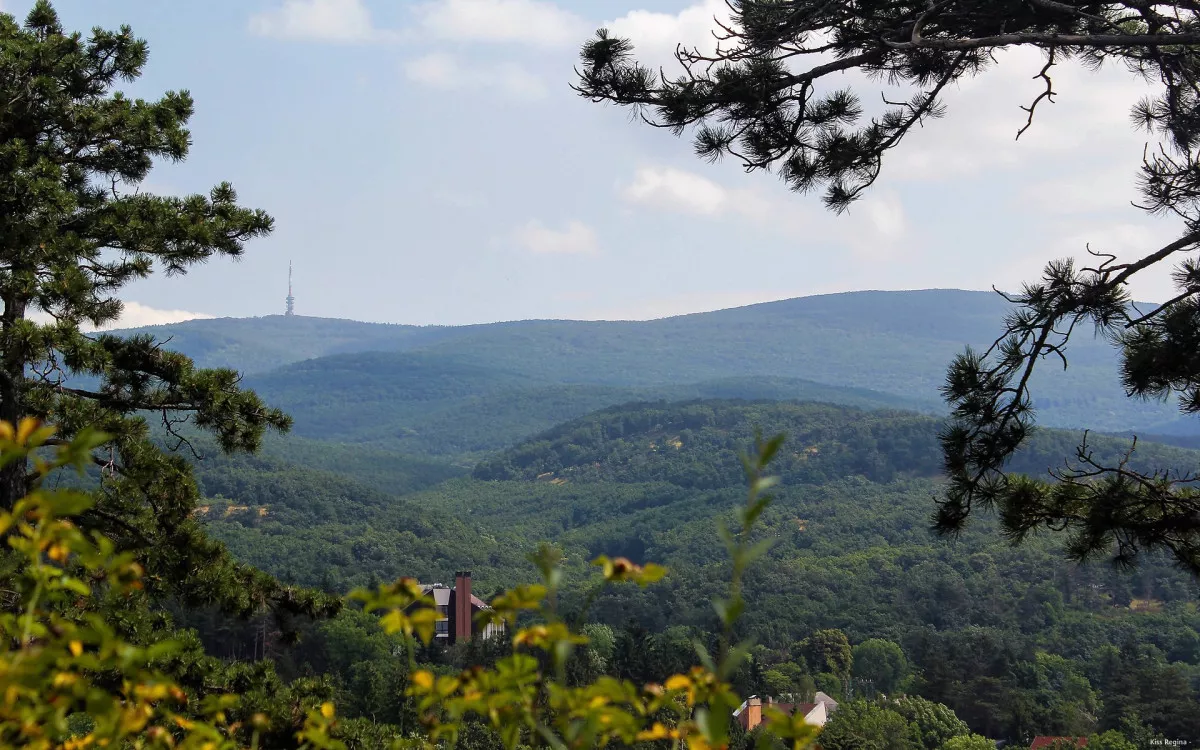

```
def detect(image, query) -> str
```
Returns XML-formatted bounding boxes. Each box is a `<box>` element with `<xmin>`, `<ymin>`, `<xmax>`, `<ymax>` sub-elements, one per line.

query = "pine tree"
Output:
<box><xmin>575</xmin><ymin>1</ymin><xmax>1200</xmax><ymax>574</ymax></box>
<box><xmin>0</xmin><ymin>2</ymin><xmax>338</xmax><ymax>624</ymax></box>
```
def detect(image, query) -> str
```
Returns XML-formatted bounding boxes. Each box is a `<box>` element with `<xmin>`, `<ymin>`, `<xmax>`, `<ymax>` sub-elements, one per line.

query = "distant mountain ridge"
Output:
<box><xmin>116</xmin><ymin>289</ymin><xmax>1197</xmax><ymax>444</ymax></box>
<box><xmin>115</xmin><ymin>315</ymin><xmax>458</xmax><ymax>374</ymax></box>
<box><xmin>119</xmin><ymin>289</ymin><xmax>1014</xmax><ymax>374</ymax></box>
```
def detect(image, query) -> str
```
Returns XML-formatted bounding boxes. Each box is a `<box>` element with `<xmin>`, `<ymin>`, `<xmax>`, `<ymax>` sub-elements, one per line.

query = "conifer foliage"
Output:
<box><xmin>0</xmin><ymin>2</ymin><xmax>336</xmax><ymax>623</ymax></box>
<box><xmin>575</xmin><ymin>1</ymin><xmax>1200</xmax><ymax>574</ymax></box>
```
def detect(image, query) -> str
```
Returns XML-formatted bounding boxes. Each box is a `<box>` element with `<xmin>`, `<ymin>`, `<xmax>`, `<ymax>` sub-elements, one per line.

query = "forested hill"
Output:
<box><xmin>124</xmin><ymin>289</ymin><xmax>1196</xmax><ymax>442</ymax></box>
<box><xmin>200</xmin><ymin>398</ymin><xmax>1200</xmax><ymax>742</ymax></box>
<box><xmin>242</xmin><ymin>356</ymin><xmax>936</xmax><ymax>458</ymax></box>
<box><xmin>471</xmin><ymin>400</ymin><xmax>1200</xmax><ymax>488</ymax></box>
<box><xmin>203</xmin><ymin>399</ymin><xmax>1200</xmax><ymax>593</ymax></box>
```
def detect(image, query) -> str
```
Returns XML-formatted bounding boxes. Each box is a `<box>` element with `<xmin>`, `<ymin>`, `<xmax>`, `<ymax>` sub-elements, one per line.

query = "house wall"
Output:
<box><xmin>803</xmin><ymin>702</ymin><xmax>827</xmax><ymax>727</ymax></box>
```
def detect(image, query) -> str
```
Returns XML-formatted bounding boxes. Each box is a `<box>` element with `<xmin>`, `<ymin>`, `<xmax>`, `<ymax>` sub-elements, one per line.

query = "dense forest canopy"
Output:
<box><xmin>194</xmin><ymin>400</ymin><xmax>1200</xmax><ymax>744</ymax></box>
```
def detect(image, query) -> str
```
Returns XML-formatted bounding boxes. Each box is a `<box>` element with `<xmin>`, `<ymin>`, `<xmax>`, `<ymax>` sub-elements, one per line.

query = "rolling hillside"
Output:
<box><xmin>194</xmin><ymin>399</ymin><xmax>1200</xmax><ymax>743</ymax></box>
<box><xmin>201</xmin><ymin>399</ymin><xmax>1200</xmax><ymax>593</ymax></box>
<box><xmin>114</xmin><ymin>315</ymin><xmax>458</xmax><ymax>373</ymax></box>
<box><xmin>121</xmin><ymin>289</ymin><xmax>1195</xmax><ymax>442</ymax></box>
<box><xmin>244</xmin><ymin>360</ymin><xmax>937</xmax><ymax>458</ymax></box>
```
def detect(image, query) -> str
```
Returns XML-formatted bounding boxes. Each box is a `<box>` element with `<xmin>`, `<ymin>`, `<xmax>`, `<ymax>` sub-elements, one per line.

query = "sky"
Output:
<box><xmin>3</xmin><ymin>0</ymin><xmax>1188</xmax><ymax>326</ymax></box>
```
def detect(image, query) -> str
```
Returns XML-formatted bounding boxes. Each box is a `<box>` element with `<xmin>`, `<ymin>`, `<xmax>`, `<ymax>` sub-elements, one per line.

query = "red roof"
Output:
<box><xmin>1030</xmin><ymin>738</ymin><xmax>1088</xmax><ymax>749</ymax></box>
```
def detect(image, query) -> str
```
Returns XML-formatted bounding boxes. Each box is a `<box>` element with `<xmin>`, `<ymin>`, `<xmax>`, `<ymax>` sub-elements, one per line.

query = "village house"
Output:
<box><xmin>419</xmin><ymin>571</ymin><xmax>504</xmax><ymax>644</ymax></box>
<box><xmin>733</xmin><ymin>691</ymin><xmax>840</xmax><ymax>732</ymax></box>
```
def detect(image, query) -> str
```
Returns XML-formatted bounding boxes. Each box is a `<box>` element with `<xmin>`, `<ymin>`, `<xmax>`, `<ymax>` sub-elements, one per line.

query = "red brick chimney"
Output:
<box><xmin>454</xmin><ymin>571</ymin><xmax>472</xmax><ymax>642</ymax></box>
<box><xmin>745</xmin><ymin>697</ymin><xmax>762</xmax><ymax>731</ymax></box>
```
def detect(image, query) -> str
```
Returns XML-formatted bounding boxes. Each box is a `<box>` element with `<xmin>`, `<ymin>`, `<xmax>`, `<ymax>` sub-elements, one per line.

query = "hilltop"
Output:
<box><xmin>119</xmin><ymin>289</ymin><xmax>1016</xmax><ymax>377</ymax></box>
<box><xmin>118</xmin><ymin>289</ymin><xmax>1186</xmax><ymax>446</ymax></box>
<box><xmin>472</xmin><ymin>399</ymin><xmax>1198</xmax><ymax>488</ymax></box>
<box><xmin>114</xmin><ymin>315</ymin><xmax>458</xmax><ymax>374</ymax></box>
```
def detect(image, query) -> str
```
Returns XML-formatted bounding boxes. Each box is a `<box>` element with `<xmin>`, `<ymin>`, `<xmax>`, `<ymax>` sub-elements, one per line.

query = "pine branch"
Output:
<box><xmin>888</xmin><ymin>31</ymin><xmax>1200</xmax><ymax>52</ymax></box>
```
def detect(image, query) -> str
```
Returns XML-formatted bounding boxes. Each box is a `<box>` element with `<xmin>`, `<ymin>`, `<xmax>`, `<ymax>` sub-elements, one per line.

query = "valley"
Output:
<box><xmin>118</xmin><ymin>290</ymin><xmax>1195</xmax><ymax>466</ymax></box>
<box><xmin>153</xmin><ymin>293</ymin><xmax>1200</xmax><ymax>745</ymax></box>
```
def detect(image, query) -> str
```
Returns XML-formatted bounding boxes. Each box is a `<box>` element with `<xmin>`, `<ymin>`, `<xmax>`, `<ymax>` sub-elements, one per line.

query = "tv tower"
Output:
<box><xmin>285</xmin><ymin>261</ymin><xmax>295</xmax><ymax>316</ymax></box>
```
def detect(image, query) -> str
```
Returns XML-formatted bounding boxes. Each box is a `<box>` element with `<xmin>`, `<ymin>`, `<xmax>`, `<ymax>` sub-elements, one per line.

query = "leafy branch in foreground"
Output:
<box><xmin>327</xmin><ymin>431</ymin><xmax>815</xmax><ymax>750</ymax></box>
<box><xmin>575</xmin><ymin>1</ymin><xmax>1200</xmax><ymax>573</ymax></box>
<box><xmin>1</xmin><ymin>422</ymin><xmax>814</xmax><ymax>749</ymax></box>
<box><xmin>0</xmin><ymin>419</ymin><xmax>259</xmax><ymax>749</ymax></box>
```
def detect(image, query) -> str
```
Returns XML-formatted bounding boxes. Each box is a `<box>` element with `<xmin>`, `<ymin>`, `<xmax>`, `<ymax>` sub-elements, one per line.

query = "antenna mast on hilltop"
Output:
<box><xmin>285</xmin><ymin>261</ymin><xmax>295</xmax><ymax>316</ymax></box>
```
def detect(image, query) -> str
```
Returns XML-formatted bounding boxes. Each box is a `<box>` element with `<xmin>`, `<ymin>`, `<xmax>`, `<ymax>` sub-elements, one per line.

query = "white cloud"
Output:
<box><xmin>604</xmin><ymin>0</ymin><xmax>730</xmax><ymax>75</ymax></box>
<box><xmin>404</xmin><ymin>52</ymin><xmax>461</xmax><ymax>87</ymax></box>
<box><xmin>412</xmin><ymin>0</ymin><xmax>587</xmax><ymax>48</ymax></box>
<box><xmin>30</xmin><ymin>302</ymin><xmax>214</xmax><ymax>332</ymax></box>
<box><xmin>622</xmin><ymin>167</ymin><xmax>726</xmax><ymax>215</ymax></box>
<box><xmin>511</xmin><ymin>220</ymin><xmax>598</xmax><ymax>255</ymax></box>
<box><xmin>620</xmin><ymin>164</ymin><xmax>907</xmax><ymax>262</ymax></box>
<box><xmin>1016</xmin><ymin>166</ymin><xmax>1142</xmax><ymax>215</ymax></box>
<box><xmin>888</xmin><ymin>46</ymin><xmax>1157</xmax><ymax>181</ymax></box>
<box><xmin>403</xmin><ymin>52</ymin><xmax>547</xmax><ymax>99</ymax></box>
<box><xmin>97</xmin><ymin>302</ymin><xmax>215</xmax><ymax>331</ymax></box>
<box><xmin>856</xmin><ymin>191</ymin><xmax>907</xmax><ymax>249</ymax></box>
<box><xmin>621</xmin><ymin>166</ymin><xmax>768</xmax><ymax>219</ymax></box>
<box><xmin>248</xmin><ymin>0</ymin><xmax>387</xmax><ymax>43</ymax></box>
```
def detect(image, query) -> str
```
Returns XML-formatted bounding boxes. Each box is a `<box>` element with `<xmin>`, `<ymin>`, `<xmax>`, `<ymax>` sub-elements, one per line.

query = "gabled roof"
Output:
<box><xmin>418</xmin><ymin>584</ymin><xmax>491</xmax><ymax>610</ymax></box>
<box><xmin>732</xmin><ymin>694</ymin><xmax>838</xmax><ymax>719</ymax></box>
<box><xmin>793</xmin><ymin>703</ymin><xmax>818</xmax><ymax>718</ymax></box>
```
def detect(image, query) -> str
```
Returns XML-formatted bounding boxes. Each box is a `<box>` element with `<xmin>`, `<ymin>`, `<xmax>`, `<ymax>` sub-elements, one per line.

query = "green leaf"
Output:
<box><xmin>529</xmin><ymin>543</ymin><xmax>565</xmax><ymax>590</ymax></box>
<box><xmin>744</xmin><ymin>494</ymin><xmax>775</xmax><ymax>529</ymax></box>
<box><xmin>42</xmin><ymin>489</ymin><xmax>95</xmax><ymax>517</ymax></box>
<box><xmin>713</xmin><ymin>596</ymin><xmax>744</xmax><ymax>626</ymax></box>
<box><xmin>716</xmin><ymin>519</ymin><xmax>736</xmax><ymax>555</ymax></box>
<box><xmin>693</xmin><ymin>639</ymin><xmax>717</xmax><ymax>672</ymax></box>
<box><xmin>751</xmin><ymin>475</ymin><xmax>780</xmax><ymax>496</ymax></box>
<box><xmin>740</xmin><ymin>540</ymin><xmax>772</xmax><ymax>569</ymax></box>
<box><xmin>758</xmin><ymin>433</ymin><xmax>786</xmax><ymax>467</ymax></box>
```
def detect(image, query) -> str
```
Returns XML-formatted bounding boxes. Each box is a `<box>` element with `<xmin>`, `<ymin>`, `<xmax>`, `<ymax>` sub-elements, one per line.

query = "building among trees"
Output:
<box><xmin>734</xmin><ymin>692</ymin><xmax>839</xmax><ymax>731</ymax></box>
<box><xmin>421</xmin><ymin>571</ymin><xmax>503</xmax><ymax>643</ymax></box>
